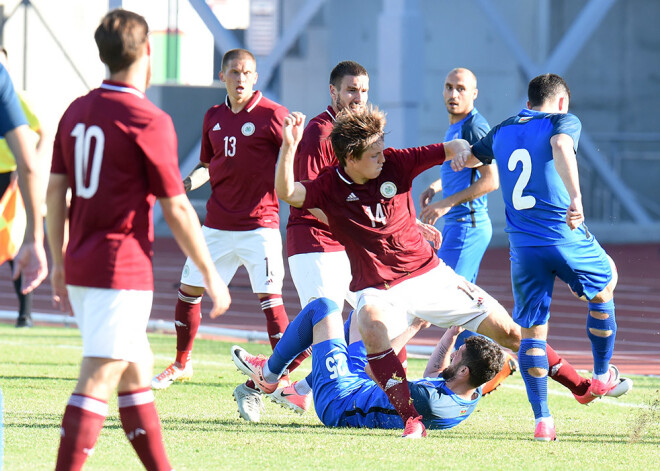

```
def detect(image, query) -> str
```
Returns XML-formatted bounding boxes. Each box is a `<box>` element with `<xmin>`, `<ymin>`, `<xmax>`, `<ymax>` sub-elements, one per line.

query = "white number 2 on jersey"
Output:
<box><xmin>71</xmin><ymin>123</ymin><xmax>105</xmax><ymax>199</ymax></box>
<box><xmin>508</xmin><ymin>149</ymin><xmax>536</xmax><ymax>210</ymax></box>
<box><xmin>364</xmin><ymin>203</ymin><xmax>387</xmax><ymax>227</ymax></box>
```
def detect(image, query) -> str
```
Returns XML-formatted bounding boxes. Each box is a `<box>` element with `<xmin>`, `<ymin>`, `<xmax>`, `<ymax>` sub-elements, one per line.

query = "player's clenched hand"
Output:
<box><xmin>566</xmin><ymin>198</ymin><xmax>584</xmax><ymax>230</ymax></box>
<box><xmin>50</xmin><ymin>263</ymin><xmax>71</xmax><ymax>314</ymax></box>
<box><xmin>205</xmin><ymin>272</ymin><xmax>231</xmax><ymax>318</ymax></box>
<box><xmin>416</xmin><ymin>219</ymin><xmax>442</xmax><ymax>250</ymax></box>
<box><xmin>282</xmin><ymin>112</ymin><xmax>306</xmax><ymax>148</ymax></box>
<box><xmin>450</xmin><ymin>150</ymin><xmax>471</xmax><ymax>172</ymax></box>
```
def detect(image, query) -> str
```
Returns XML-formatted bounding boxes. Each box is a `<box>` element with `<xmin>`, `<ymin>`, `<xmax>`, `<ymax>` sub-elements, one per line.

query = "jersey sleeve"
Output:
<box><xmin>138</xmin><ymin>113</ymin><xmax>185</xmax><ymax>198</ymax></box>
<box><xmin>0</xmin><ymin>65</ymin><xmax>28</xmax><ymax>136</ymax></box>
<box><xmin>300</xmin><ymin>167</ymin><xmax>332</xmax><ymax>211</ymax></box>
<box><xmin>50</xmin><ymin>109</ymin><xmax>70</xmax><ymax>175</ymax></box>
<box><xmin>388</xmin><ymin>143</ymin><xmax>446</xmax><ymax>185</ymax></box>
<box><xmin>295</xmin><ymin>120</ymin><xmax>334</xmax><ymax>180</ymax></box>
<box><xmin>471</xmin><ymin>125</ymin><xmax>498</xmax><ymax>164</ymax></box>
<box><xmin>199</xmin><ymin>107</ymin><xmax>214</xmax><ymax>165</ymax></box>
<box><xmin>269</xmin><ymin>105</ymin><xmax>289</xmax><ymax>148</ymax></box>
<box><xmin>551</xmin><ymin>113</ymin><xmax>581</xmax><ymax>153</ymax></box>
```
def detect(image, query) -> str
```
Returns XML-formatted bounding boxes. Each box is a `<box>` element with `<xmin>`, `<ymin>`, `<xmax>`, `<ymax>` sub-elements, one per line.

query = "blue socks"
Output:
<box><xmin>267</xmin><ymin>298</ymin><xmax>339</xmax><ymax>378</ymax></box>
<box><xmin>519</xmin><ymin>338</ymin><xmax>550</xmax><ymax>419</ymax></box>
<box><xmin>587</xmin><ymin>300</ymin><xmax>616</xmax><ymax>375</ymax></box>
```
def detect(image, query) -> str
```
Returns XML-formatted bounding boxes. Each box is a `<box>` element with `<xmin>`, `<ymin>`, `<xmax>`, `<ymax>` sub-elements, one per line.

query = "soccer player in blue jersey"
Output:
<box><xmin>232</xmin><ymin>298</ymin><xmax>505</xmax><ymax>433</ymax></box>
<box><xmin>453</xmin><ymin>73</ymin><xmax>632</xmax><ymax>441</ymax></box>
<box><xmin>419</xmin><ymin>68</ymin><xmax>502</xmax><ymax>358</ymax></box>
<box><xmin>420</xmin><ymin>68</ymin><xmax>497</xmax><ymax>284</ymax></box>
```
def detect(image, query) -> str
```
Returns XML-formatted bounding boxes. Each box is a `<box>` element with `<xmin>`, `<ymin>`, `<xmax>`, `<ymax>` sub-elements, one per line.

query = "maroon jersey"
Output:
<box><xmin>51</xmin><ymin>81</ymin><xmax>184</xmax><ymax>290</ymax></box>
<box><xmin>200</xmin><ymin>91</ymin><xmax>288</xmax><ymax>231</ymax></box>
<box><xmin>301</xmin><ymin>144</ymin><xmax>446</xmax><ymax>291</ymax></box>
<box><xmin>286</xmin><ymin>106</ymin><xmax>344</xmax><ymax>256</ymax></box>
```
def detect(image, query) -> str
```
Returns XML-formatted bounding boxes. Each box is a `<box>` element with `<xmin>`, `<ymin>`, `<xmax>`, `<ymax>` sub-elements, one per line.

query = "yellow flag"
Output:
<box><xmin>0</xmin><ymin>179</ymin><xmax>26</xmax><ymax>265</ymax></box>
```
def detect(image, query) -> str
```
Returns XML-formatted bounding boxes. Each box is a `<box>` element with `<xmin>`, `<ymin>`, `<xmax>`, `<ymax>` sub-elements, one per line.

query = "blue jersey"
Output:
<box><xmin>472</xmin><ymin>109</ymin><xmax>585</xmax><ymax>247</ymax></box>
<box><xmin>440</xmin><ymin>108</ymin><xmax>490</xmax><ymax>223</ymax></box>
<box><xmin>0</xmin><ymin>64</ymin><xmax>27</xmax><ymax>137</ymax></box>
<box><xmin>312</xmin><ymin>338</ymin><xmax>480</xmax><ymax>431</ymax></box>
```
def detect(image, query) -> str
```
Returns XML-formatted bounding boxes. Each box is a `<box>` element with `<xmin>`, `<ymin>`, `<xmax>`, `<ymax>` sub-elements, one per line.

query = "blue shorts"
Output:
<box><xmin>438</xmin><ymin>219</ymin><xmax>492</xmax><ymax>283</ymax></box>
<box><xmin>311</xmin><ymin>338</ymin><xmax>372</xmax><ymax>427</ymax></box>
<box><xmin>510</xmin><ymin>237</ymin><xmax>612</xmax><ymax>328</ymax></box>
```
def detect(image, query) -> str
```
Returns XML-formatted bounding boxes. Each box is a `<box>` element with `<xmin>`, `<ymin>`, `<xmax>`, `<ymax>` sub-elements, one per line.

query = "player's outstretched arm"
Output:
<box><xmin>160</xmin><ymin>194</ymin><xmax>231</xmax><ymax>318</ymax></box>
<box><xmin>275</xmin><ymin>112</ymin><xmax>307</xmax><ymax>208</ymax></box>
<box><xmin>551</xmin><ymin>133</ymin><xmax>584</xmax><ymax>230</ymax></box>
<box><xmin>6</xmin><ymin>125</ymin><xmax>47</xmax><ymax>293</ymax></box>
<box><xmin>423</xmin><ymin>325</ymin><xmax>463</xmax><ymax>378</ymax></box>
<box><xmin>45</xmin><ymin>173</ymin><xmax>71</xmax><ymax>313</ymax></box>
<box><xmin>182</xmin><ymin>161</ymin><xmax>210</xmax><ymax>192</ymax></box>
<box><xmin>442</xmin><ymin>139</ymin><xmax>482</xmax><ymax>172</ymax></box>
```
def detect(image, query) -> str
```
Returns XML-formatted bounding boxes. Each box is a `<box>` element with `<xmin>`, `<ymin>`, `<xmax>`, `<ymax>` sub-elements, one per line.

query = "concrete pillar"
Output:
<box><xmin>377</xmin><ymin>0</ymin><xmax>423</xmax><ymax>148</ymax></box>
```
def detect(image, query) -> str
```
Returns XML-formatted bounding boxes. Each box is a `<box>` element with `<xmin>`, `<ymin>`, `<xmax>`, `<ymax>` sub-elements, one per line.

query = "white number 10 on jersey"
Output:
<box><xmin>71</xmin><ymin>123</ymin><xmax>105</xmax><ymax>199</ymax></box>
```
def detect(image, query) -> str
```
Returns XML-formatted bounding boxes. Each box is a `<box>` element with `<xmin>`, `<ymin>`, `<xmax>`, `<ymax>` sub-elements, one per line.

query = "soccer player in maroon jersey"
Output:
<box><xmin>276</xmin><ymin>108</ymin><xmax>554</xmax><ymax>438</ymax></box>
<box><xmin>151</xmin><ymin>48</ymin><xmax>307</xmax><ymax>422</ymax></box>
<box><xmin>46</xmin><ymin>10</ymin><xmax>230</xmax><ymax>470</ymax></box>
<box><xmin>286</xmin><ymin>60</ymin><xmax>368</xmax><ymax>312</ymax></box>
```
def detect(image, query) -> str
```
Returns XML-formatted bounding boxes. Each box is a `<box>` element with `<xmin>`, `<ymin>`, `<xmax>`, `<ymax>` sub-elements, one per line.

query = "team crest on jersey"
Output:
<box><xmin>380</xmin><ymin>181</ymin><xmax>397</xmax><ymax>198</ymax></box>
<box><xmin>241</xmin><ymin>122</ymin><xmax>255</xmax><ymax>136</ymax></box>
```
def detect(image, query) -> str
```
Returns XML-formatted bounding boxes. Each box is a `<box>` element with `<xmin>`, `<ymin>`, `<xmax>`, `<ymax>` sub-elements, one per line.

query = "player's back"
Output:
<box><xmin>473</xmin><ymin>109</ymin><xmax>585</xmax><ymax>246</ymax></box>
<box><xmin>52</xmin><ymin>80</ymin><xmax>182</xmax><ymax>290</ymax></box>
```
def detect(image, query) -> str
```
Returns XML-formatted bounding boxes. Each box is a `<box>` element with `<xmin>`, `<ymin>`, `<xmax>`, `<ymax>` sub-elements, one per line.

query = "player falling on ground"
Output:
<box><xmin>232</xmin><ymin>298</ymin><xmax>505</xmax><ymax>432</ymax></box>
<box><xmin>453</xmin><ymin>73</ymin><xmax>632</xmax><ymax>441</ymax></box>
<box><xmin>46</xmin><ymin>10</ymin><xmax>230</xmax><ymax>470</ymax></box>
<box><xmin>151</xmin><ymin>48</ymin><xmax>307</xmax><ymax>423</ymax></box>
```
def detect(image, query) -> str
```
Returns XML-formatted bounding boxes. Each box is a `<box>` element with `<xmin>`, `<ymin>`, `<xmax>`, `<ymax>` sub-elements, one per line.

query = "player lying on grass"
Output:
<box><xmin>232</xmin><ymin>297</ymin><xmax>510</xmax><ymax>433</ymax></box>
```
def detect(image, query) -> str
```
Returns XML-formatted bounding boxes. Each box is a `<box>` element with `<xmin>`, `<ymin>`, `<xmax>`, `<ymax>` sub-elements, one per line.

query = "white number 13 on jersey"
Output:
<box><xmin>508</xmin><ymin>149</ymin><xmax>536</xmax><ymax>210</ymax></box>
<box><xmin>71</xmin><ymin>123</ymin><xmax>105</xmax><ymax>199</ymax></box>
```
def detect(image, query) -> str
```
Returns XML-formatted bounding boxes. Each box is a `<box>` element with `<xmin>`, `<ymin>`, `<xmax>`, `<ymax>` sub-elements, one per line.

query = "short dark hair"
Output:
<box><xmin>462</xmin><ymin>335</ymin><xmax>505</xmax><ymax>388</ymax></box>
<box><xmin>528</xmin><ymin>73</ymin><xmax>571</xmax><ymax>108</ymax></box>
<box><xmin>94</xmin><ymin>9</ymin><xmax>148</xmax><ymax>74</ymax></box>
<box><xmin>330</xmin><ymin>105</ymin><xmax>385</xmax><ymax>167</ymax></box>
<box><xmin>330</xmin><ymin>61</ymin><xmax>368</xmax><ymax>89</ymax></box>
<box><xmin>221</xmin><ymin>48</ymin><xmax>256</xmax><ymax>72</ymax></box>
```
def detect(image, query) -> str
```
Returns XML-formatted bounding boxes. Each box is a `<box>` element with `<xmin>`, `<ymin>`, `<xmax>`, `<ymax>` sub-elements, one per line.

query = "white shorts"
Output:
<box><xmin>67</xmin><ymin>285</ymin><xmax>153</xmax><ymax>363</ymax></box>
<box><xmin>354</xmin><ymin>263</ymin><xmax>496</xmax><ymax>339</ymax></box>
<box><xmin>181</xmin><ymin>226</ymin><xmax>284</xmax><ymax>294</ymax></box>
<box><xmin>288</xmin><ymin>251</ymin><xmax>356</xmax><ymax>310</ymax></box>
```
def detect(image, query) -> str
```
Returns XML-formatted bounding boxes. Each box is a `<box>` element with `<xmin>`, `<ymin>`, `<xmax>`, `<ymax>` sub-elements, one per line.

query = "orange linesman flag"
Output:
<box><xmin>0</xmin><ymin>178</ymin><xmax>26</xmax><ymax>265</ymax></box>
